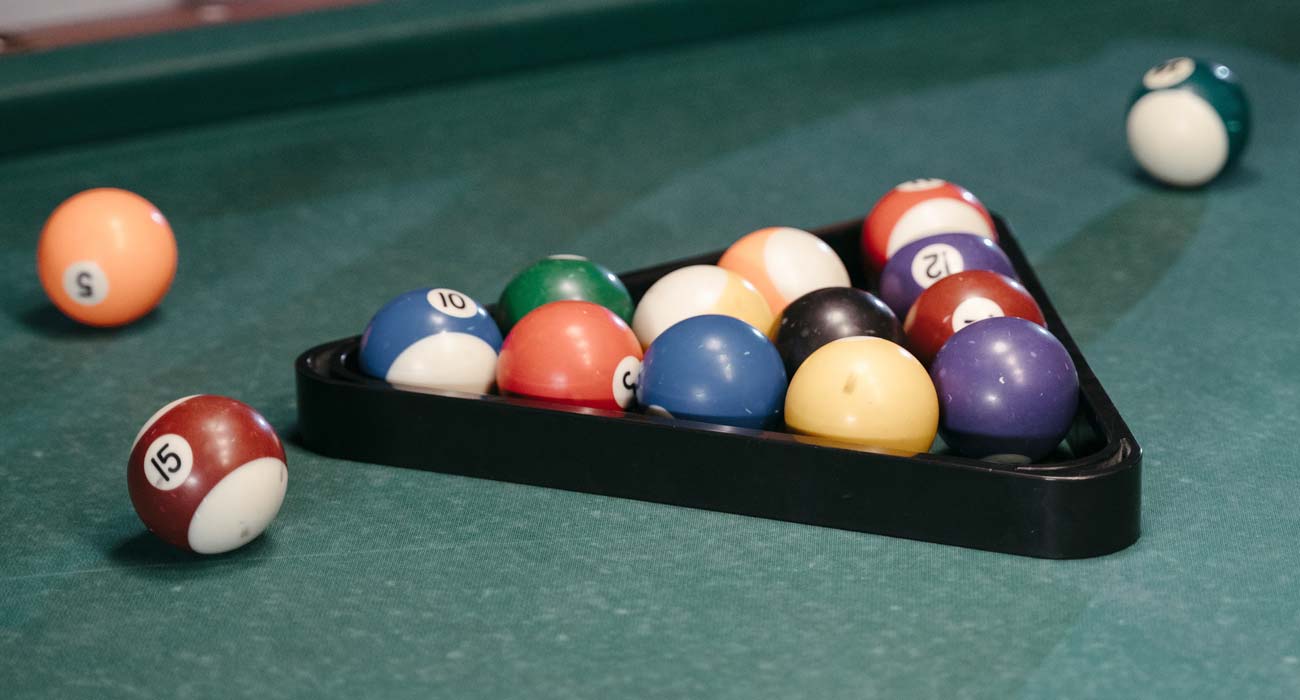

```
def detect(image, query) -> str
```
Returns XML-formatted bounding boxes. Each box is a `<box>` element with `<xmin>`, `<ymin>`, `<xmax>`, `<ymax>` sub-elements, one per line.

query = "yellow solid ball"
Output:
<box><xmin>784</xmin><ymin>336</ymin><xmax>938</xmax><ymax>454</ymax></box>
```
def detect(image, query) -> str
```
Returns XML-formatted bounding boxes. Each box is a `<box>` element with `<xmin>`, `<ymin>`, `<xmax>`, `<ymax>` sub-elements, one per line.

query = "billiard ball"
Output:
<box><xmin>716</xmin><ymin>227</ymin><xmax>851</xmax><ymax>314</ymax></box>
<box><xmin>637</xmin><ymin>315</ymin><xmax>787</xmax><ymax>430</ymax></box>
<box><xmin>631</xmin><ymin>265</ymin><xmax>773</xmax><ymax>347</ymax></box>
<box><xmin>772</xmin><ymin>287</ymin><xmax>901</xmax><ymax>377</ymax></box>
<box><xmin>878</xmin><ymin>232</ymin><xmax>1016</xmax><ymax>318</ymax></box>
<box><xmin>861</xmin><ymin>178</ymin><xmax>996</xmax><ymax>271</ymax></box>
<box><xmin>1127</xmin><ymin>57</ymin><xmax>1250</xmax><ymax>187</ymax></box>
<box><xmin>930</xmin><ymin>317</ymin><xmax>1079</xmax><ymax>463</ymax></box>
<box><xmin>359</xmin><ymin>287</ymin><xmax>503</xmax><ymax>394</ymax></box>
<box><xmin>37</xmin><ymin>188</ymin><xmax>178</xmax><ymax>327</ymax></box>
<box><xmin>497</xmin><ymin>301</ymin><xmax>642</xmax><ymax>410</ymax></box>
<box><xmin>497</xmin><ymin>254</ymin><xmax>634</xmax><ymax>330</ymax></box>
<box><xmin>903</xmin><ymin>270</ymin><xmax>1045</xmax><ymax>365</ymax></box>
<box><xmin>785</xmin><ymin>336</ymin><xmax>938</xmax><ymax>454</ymax></box>
<box><xmin>128</xmin><ymin>395</ymin><xmax>288</xmax><ymax>554</ymax></box>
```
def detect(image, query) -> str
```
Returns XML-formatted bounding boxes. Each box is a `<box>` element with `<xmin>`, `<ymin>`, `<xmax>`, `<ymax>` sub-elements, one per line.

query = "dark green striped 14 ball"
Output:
<box><xmin>1126</xmin><ymin>56</ymin><xmax>1250</xmax><ymax>188</ymax></box>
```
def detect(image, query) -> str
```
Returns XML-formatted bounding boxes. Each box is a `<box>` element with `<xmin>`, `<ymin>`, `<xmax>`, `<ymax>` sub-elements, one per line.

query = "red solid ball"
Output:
<box><xmin>496</xmin><ymin>301</ymin><xmax>643</xmax><ymax>410</ymax></box>
<box><xmin>128</xmin><ymin>395</ymin><xmax>288</xmax><ymax>554</ymax></box>
<box><xmin>903</xmin><ymin>270</ymin><xmax>1046</xmax><ymax>365</ymax></box>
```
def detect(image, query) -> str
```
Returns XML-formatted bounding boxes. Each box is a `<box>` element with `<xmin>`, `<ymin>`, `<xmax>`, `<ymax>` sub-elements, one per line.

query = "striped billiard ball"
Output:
<box><xmin>631</xmin><ymin>265</ymin><xmax>774</xmax><ymax>347</ymax></box>
<box><xmin>903</xmin><ymin>270</ymin><xmax>1045</xmax><ymax>366</ymax></box>
<box><xmin>360</xmin><ymin>288</ymin><xmax>503</xmax><ymax>395</ymax></box>
<box><xmin>128</xmin><ymin>395</ymin><xmax>287</xmax><ymax>554</ymax></box>
<box><xmin>861</xmin><ymin>179</ymin><xmax>997</xmax><ymax>272</ymax></box>
<box><xmin>877</xmin><ymin>233</ymin><xmax>1016</xmax><ymax>319</ymax></box>
<box><xmin>1127</xmin><ymin>57</ymin><xmax>1250</xmax><ymax>187</ymax></box>
<box><xmin>717</xmin><ymin>227</ymin><xmax>850</xmax><ymax>315</ymax></box>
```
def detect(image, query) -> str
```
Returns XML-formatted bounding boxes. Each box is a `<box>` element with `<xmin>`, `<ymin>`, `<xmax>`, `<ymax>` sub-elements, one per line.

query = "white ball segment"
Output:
<box><xmin>385</xmin><ymin>332</ymin><xmax>499</xmax><ymax>394</ymax></box>
<box><xmin>1127</xmin><ymin>90</ymin><xmax>1229</xmax><ymax>187</ymax></box>
<box><xmin>187</xmin><ymin>456</ymin><xmax>288</xmax><ymax>554</ymax></box>
<box><xmin>631</xmin><ymin>265</ymin><xmax>771</xmax><ymax>347</ymax></box>
<box><xmin>760</xmin><ymin>228</ymin><xmax>850</xmax><ymax>303</ymax></box>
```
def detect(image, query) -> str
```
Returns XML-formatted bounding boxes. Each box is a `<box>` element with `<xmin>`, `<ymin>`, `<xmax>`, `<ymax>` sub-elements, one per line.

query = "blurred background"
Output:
<box><xmin>0</xmin><ymin>0</ymin><xmax>368</xmax><ymax>51</ymax></box>
<box><xmin>1</xmin><ymin>0</ymin><xmax>178</xmax><ymax>31</ymax></box>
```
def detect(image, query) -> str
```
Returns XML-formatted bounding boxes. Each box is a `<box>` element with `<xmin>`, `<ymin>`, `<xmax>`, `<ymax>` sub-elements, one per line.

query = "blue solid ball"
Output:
<box><xmin>360</xmin><ymin>288</ymin><xmax>503</xmax><ymax>394</ymax></box>
<box><xmin>636</xmin><ymin>314</ymin><xmax>787</xmax><ymax>430</ymax></box>
<box><xmin>879</xmin><ymin>232</ymin><xmax>1016</xmax><ymax>318</ymax></box>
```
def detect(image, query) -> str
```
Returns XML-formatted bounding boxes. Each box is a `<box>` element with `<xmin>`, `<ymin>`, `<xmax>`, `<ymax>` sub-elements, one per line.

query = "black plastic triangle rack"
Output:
<box><xmin>295</xmin><ymin>216</ymin><xmax>1141</xmax><ymax>559</ymax></box>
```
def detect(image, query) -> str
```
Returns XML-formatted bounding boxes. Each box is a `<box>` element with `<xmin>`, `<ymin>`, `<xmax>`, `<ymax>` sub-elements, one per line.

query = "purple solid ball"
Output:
<box><xmin>930</xmin><ymin>316</ymin><xmax>1079</xmax><ymax>463</ymax></box>
<box><xmin>879</xmin><ymin>233</ymin><xmax>1016</xmax><ymax>318</ymax></box>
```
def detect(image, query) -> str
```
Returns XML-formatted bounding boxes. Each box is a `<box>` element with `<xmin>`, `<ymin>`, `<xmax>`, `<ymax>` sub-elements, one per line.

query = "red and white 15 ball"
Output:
<box><xmin>128</xmin><ymin>395</ymin><xmax>288</xmax><ymax>554</ymax></box>
<box><xmin>861</xmin><ymin>178</ymin><xmax>997</xmax><ymax>271</ymax></box>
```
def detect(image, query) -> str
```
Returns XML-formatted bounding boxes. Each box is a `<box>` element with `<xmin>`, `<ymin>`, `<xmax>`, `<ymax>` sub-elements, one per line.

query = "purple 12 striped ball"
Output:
<box><xmin>878</xmin><ymin>232</ymin><xmax>1016</xmax><ymax>318</ymax></box>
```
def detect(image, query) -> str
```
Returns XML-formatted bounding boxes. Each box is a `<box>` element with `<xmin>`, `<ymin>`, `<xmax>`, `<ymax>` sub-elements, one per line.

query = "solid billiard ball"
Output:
<box><xmin>903</xmin><ymin>270</ymin><xmax>1044</xmax><ymax>365</ymax></box>
<box><xmin>637</xmin><ymin>315</ymin><xmax>787</xmax><ymax>430</ymax></box>
<box><xmin>772</xmin><ymin>287</ymin><xmax>901</xmax><ymax>377</ymax></box>
<box><xmin>497</xmin><ymin>301</ymin><xmax>642</xmax><ymax>410</ymax></box>
<box><xmin>497</xmin><ymin>255</ymin><xmax>634</xmax><ymax>330</ymax></box>
<box><xmin>37</xmin><ymin>188</ymin><xmax>178</xmax><ymax>327</ymax></box>
<box><xmin>128</xmin><ymin>395</ymin><xmax>288</xmax><ymax>554</ymax></box>
<box><xmin>878</xmin><ymin>232</ymin><xmax>1016</xmax><ymax>318</ymax></box>
<box><xmin>716</xmin><ymin>227</ymin><xmax>851</xmax><ymax>314</ymax></box>
<box><xmin>785</xmin><ymin>336</ymin><xmax>938</xmax><ymax>454</ymax></box>
<box><xmin>631</xmin><ymin>265</ymin><xmax>773</xmax><ymax>347</ymax></box>
<box><xmin>359</xmin><ymin>287</ymin><xmax>503</xmax><ymax>394</ymax></box>
<box><xmin>1127</xmin><ymin>57</ymin><xmax>1250</xmax><ymax>187</ymax></box>
<box><xmin>861</xmin><ymin>178</ymin><xmax>997</xmax><ymax>271</ymax></box>
<box><xmin>930</xmin><ymin>317</ymin><xmax>1079</xmax><ymax>463</ymax></box>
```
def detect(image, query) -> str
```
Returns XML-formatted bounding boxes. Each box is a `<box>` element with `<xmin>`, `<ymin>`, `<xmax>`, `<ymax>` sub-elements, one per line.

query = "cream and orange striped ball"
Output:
<box><xmin>631</xmin><ymin>265</ymin><xmax>773</xmax><ymax>347</ymax></box>
<box><xmin>717</xmin><ymin>227</ymin><xmax>850</xmax><ymax>315</ymax></box>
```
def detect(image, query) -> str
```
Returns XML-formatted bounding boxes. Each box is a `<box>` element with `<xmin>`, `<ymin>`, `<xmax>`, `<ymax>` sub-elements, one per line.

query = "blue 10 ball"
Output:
<box><xmin>360</xmin><ymin>288</ymin><xmax>503</xmax><ymax>394</ymax></box>
<box><xmin>637</xmin><ymin>315</ymin><xmax>787</xmax><ymax>430</ymax></box>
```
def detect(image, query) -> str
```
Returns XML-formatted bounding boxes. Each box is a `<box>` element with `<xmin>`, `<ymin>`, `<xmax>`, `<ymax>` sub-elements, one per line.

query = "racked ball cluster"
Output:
<box><xmin>349</xmin><ymin>203</ymin><xmax>1081</xmax><ymax>463</ymax></box>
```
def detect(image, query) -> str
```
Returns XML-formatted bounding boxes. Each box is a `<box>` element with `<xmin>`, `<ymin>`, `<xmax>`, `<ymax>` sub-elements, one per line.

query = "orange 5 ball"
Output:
<box><xmin>497</xmin><ymin>301</ymin><xmax>643</xmax><ymax>411</ymax></box>
<box><xmin>37</xmin><ymin>188</ymin><xmax>178</xmax><ymax>327</ymax></box>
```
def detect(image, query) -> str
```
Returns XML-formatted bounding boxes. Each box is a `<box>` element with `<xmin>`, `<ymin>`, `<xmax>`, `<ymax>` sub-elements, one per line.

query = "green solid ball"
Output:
<box><xmin>1126</xmin><ymin>57</ymin><xmax>1250</xmax><ymax>187</ymax></box>
<box><xmin>497</xmin><ymin>255</ymin><xmax>634</xmax><ymax>330</ymax></box>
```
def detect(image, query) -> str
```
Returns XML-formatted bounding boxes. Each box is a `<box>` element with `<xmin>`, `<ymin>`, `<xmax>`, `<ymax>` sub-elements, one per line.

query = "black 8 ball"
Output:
<box><xmin>773</xmin><ymin>287</ymin><xmax>903</xmax><ymax>377</ymax></box>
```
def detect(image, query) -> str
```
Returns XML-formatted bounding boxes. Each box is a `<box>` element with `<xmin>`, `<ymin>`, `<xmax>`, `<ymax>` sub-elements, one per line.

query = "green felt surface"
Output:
<box><xmin>3</xmin><ymin>0</ymin><xmax>1300</xmax><ymax>697</ymax></box>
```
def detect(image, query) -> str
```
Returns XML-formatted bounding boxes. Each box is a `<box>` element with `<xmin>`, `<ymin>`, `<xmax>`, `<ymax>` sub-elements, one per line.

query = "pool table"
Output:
<box><xmin>3</xmin><ymin>1</ymin><xmax>1300</xmax><ymax>697</ymax></box>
